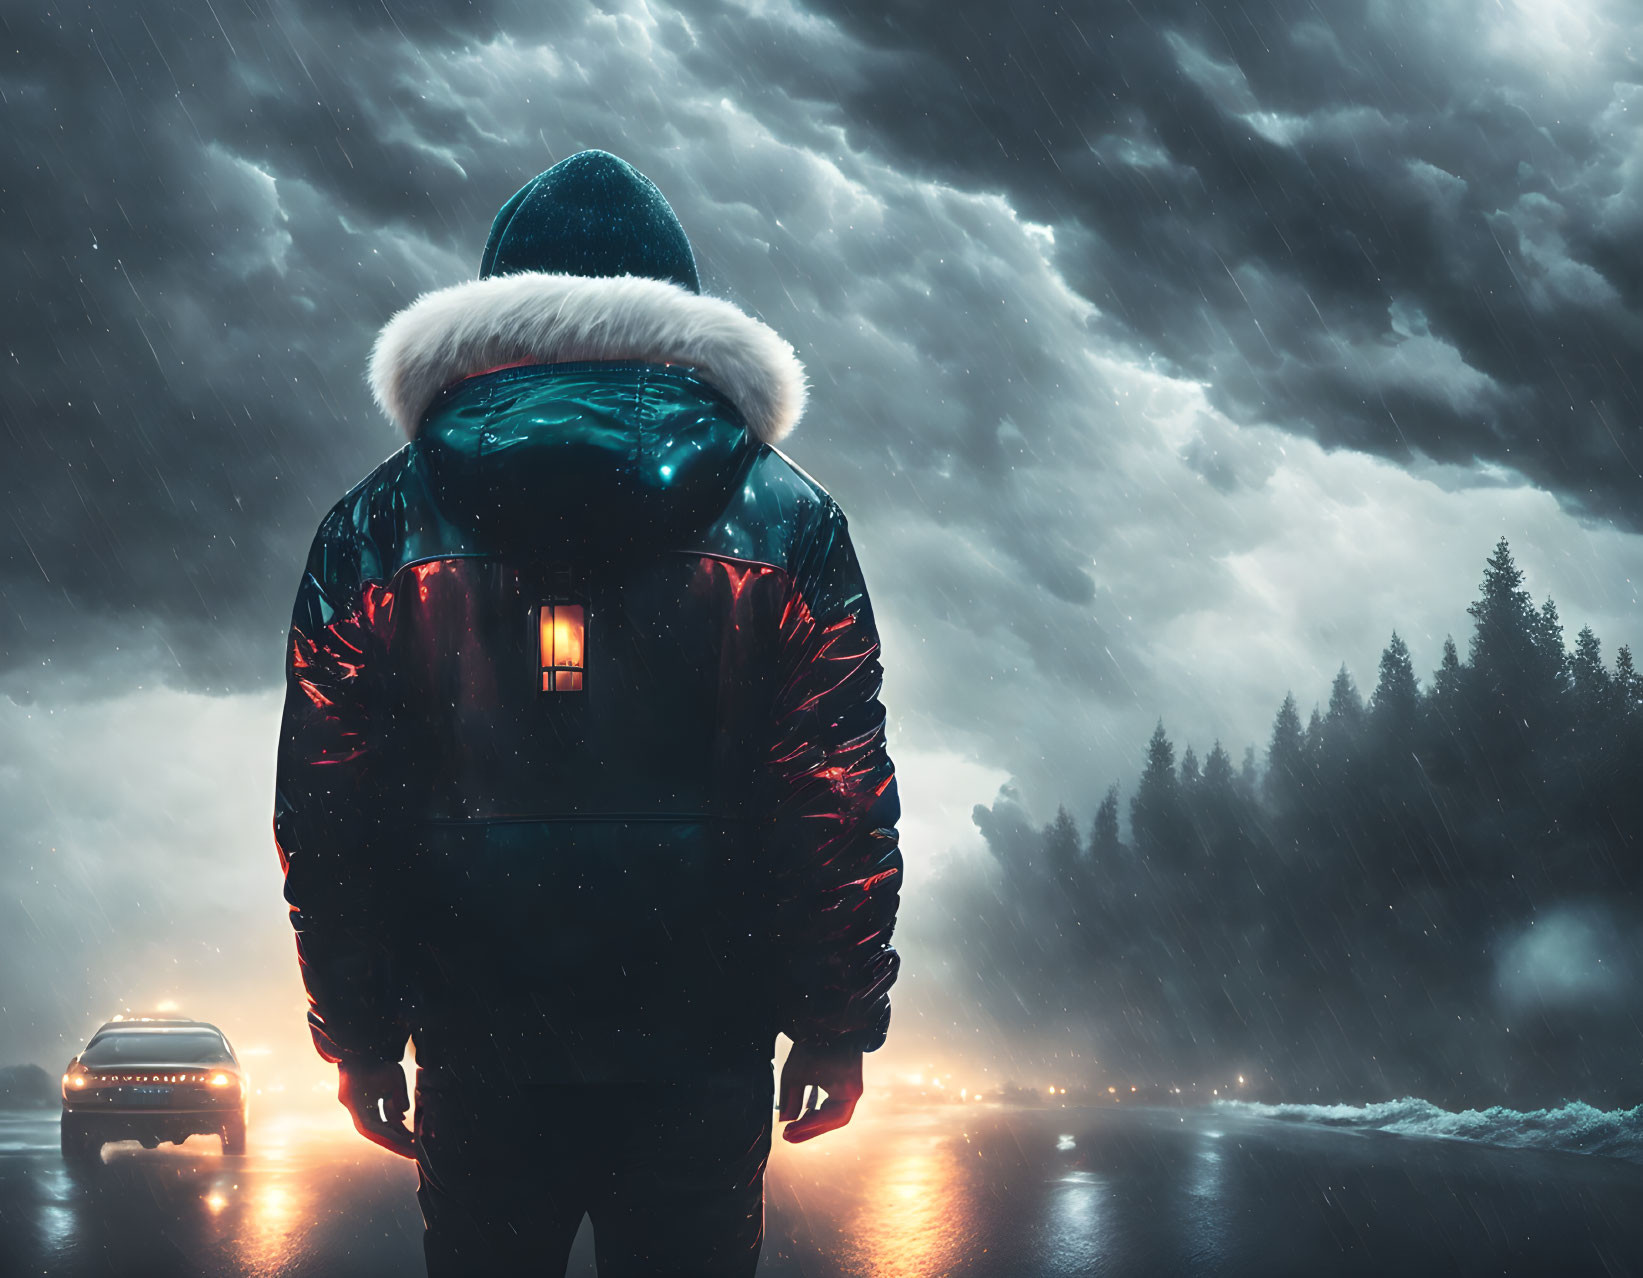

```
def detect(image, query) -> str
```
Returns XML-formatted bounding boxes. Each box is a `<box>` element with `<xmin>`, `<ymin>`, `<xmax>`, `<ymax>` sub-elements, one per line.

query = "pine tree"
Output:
<box><xmin>1264</xmin><ymin>693</ymin><xmax>1306</xmax><ymax>809</ymax></box>
<box><xmin>1043</xmin><ymin>805</ymin><xmax>1082</xmax><ymax>893</ymax></box>
<box><xmin>1324</xmin><ymin>665</ymin><xmax>1365</xmax><ymax>771</ymax></box>
<box><xmin>1466</xmin><ymin>539</ymin><xmax>1540</xmax><ymax>715</ymax></box>
<box><xmin>1239</xmin><ymin>745</ymin><xmax>1259</xmax><ymax>796</ymax></box>
<box><xmin>1131</xmin><ymin>720</ymin><xmax>1184</xmax><ymax>860</ymax></box>
<box><xmin>1421</xmin><ymin>633</ymin><xmax>1469</xmax><ymax>782</ymax></box>
<box><xmin>1534</xmin><ymin>596</ymin><xmax>1569</xmax><ymax>696</ymax></box>
<box><xmin>1431</xmin><ymin>635</ymin><xmax>1463</xmax><ymax>707</ymax></box>
<box><xmin>1305</xmin><ymin>705</ymin><xmax>1325</xmax><ymax>764</ymax></box>
<box><xmin>1371</xmin><ymin>632</ymin><xmax>1420</xmax><ymax>738</ymax></box>
<box><xmin>1615</xmin><ymin>646</ymin><xmax>1640</xmax><ymax>720</ymax></box>
<box><xmin>1327</xmin><ymin>665</ymin><xmax>1364</xmax><ymax>726</ymax></box>
<box><xmin>1203</xmin><ymin>741</ymin><xmax>1235</xmax><ymax>793</ymax></box>
<box><xmin>1091</xmin><ymin>785</ymin><xmax>1123</xmax><ymax>858</ymax></box>
<box><xmin>1571</xmin><ymin>625</ymin><xmax>1609</xmax><ymax>720</ymax></box>
<box><xmin>1180</xmin><ymin>744</ymin><xmax>1201</xmax><ymax>788</ymax></box>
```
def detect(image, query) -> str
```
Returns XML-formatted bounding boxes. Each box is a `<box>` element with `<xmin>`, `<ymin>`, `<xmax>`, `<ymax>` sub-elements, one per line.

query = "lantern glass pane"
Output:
<box><xmin>554</xmin><ymin>605</ymin><xmax>585</xmax><ymax>669</ymax></box>
<box><xmin>538</xmin><ymin>603</ymin><xmax>586</xmax><ymax>692</ymax></box>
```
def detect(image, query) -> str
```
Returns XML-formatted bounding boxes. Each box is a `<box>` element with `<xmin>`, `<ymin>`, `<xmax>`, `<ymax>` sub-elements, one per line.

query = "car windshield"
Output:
<box><xmin>80</xmin><ymin>1031</ymin><xmax>232</xmax><ymax>1066</ymax></box>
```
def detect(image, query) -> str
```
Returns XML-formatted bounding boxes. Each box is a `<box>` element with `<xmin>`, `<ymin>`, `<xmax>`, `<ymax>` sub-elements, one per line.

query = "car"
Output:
<box><xmin>60</xmin><ymin>1017</ymin><xmax>248</xmax><ymax>1162</ymax></box>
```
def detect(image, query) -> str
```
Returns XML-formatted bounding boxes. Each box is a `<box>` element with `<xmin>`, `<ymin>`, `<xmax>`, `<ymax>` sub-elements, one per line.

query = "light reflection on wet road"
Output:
<box><xmin>3</xmin><ymin>1103</ymin><xmax>1643</xmax><ymax>1276</ymax></box>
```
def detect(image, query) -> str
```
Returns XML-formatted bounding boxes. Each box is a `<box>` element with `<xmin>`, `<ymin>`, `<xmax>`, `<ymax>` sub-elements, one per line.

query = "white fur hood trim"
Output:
<box><xmin>368</xmin><ymin>271</ymin><xmax>807</xmax><ymax>444</ymax></box>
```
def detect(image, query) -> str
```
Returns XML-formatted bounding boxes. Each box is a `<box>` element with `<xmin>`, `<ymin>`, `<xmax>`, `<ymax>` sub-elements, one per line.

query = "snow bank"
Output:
<box><xmin>1215</xmin><ymin>1097</ymin><xmax>1643</xmax><ymax>1164</ymax></box>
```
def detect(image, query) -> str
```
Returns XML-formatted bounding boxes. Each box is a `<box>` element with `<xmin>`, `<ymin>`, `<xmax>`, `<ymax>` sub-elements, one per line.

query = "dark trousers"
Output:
<box><xmin>414</xmin><ymin>1066</ymin><xmax>773</xmax><ymax>1277</ymax></box>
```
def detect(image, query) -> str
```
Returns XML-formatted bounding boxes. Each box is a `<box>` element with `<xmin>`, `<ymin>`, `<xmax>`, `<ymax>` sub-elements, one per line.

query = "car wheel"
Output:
<box><xmin>60</xmin><ymin>1118</ymin><xmax>101</xmax><ymax>1166</ymax></box>
<box><xmin>221</xmin><ymin>1116</ymin><xmax>247</xmax><ymax>1155</ymax></box>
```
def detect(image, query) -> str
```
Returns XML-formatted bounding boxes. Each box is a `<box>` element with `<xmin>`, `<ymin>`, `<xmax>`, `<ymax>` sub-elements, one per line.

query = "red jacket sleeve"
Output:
<box><xmin>273</xmin><ymin>505</ymin><xmax>409</xmax><ymax>1066</ymax></box>
<box><xmin>767</xmin><ymin>501</ymin><xmax>902</xmax><ymax>1052</ymax></box>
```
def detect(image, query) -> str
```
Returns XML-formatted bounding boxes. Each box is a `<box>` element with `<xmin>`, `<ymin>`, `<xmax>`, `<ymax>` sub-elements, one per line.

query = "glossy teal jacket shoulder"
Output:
<box><xmin>274</xmin><ymin>280</ymin><xmax>901</xmax><ymax>1083</ymax></box>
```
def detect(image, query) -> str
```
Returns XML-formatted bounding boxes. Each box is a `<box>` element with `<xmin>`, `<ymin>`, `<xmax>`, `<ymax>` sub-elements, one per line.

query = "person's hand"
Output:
<box><xmin>778</xmin><ymin>1042</ymin><xmax>864</xmax><ymax>1143</ymax></box>
<box><xmin>337</xmin><ymin>1059</ymin><xmax>416</xmax><ymax>1159</ymax></box>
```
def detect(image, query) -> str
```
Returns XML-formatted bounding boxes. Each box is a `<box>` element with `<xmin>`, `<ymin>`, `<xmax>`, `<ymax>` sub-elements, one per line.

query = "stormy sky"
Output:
<box><xmin>2</xmin><ymin>0</ymin><xmax>1641</xmax><ymax>1080</ymax></box>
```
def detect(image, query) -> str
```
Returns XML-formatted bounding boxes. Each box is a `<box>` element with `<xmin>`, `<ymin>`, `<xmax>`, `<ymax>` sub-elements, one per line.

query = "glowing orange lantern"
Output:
<box><xmin>538</xmin><ymin>604</ymin><xmax>585</xmax><ymax>692</ymax></box>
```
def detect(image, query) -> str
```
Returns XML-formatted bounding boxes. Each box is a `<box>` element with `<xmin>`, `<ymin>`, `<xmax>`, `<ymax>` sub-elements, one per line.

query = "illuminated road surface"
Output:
<box><xmin>2</xmin><ymin>1103</ymin><xmax>1641</xmax><ymax>1276</ymax></box>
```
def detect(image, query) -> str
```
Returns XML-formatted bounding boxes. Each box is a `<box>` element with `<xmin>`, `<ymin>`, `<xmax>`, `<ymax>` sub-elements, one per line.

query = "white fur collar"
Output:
<box><xmin>368</xmin><ymin>272</ymin><xmax>807</xmax><ymax>444</ymax></box>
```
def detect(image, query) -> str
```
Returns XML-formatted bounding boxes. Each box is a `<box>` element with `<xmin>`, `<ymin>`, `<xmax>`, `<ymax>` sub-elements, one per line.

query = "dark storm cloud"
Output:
<box><xmin>1</xmin><ymin>2</ymin><xmax>436</xmax><ymax>690</ymax></box>
<box><xmin>802</xmin><ymin>0</ymin><xmax>1643</xmax><ymax>525</ymax></box>
<box><xmin>4</xmin><ymin>0</ymin><xmax>1643</xmax><ymax>1081</ymax></box>
<box><xmin>3</xmin><ymin>1</ymin><xmax>708</xmax><ymax>691</ymax></box>
<box><xmin>6</xmin><ymin>0</ymin><xmax>1639</xmax><ymax>705</ymax></box>
<box><xmin>0</xmin><ymin>0</ymin><xmax>1125</xmax><ymax>708</ymax></box>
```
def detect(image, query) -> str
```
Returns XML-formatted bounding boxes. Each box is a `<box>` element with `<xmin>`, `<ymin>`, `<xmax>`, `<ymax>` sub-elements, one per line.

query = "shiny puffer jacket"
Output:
<box><xmin>274</xmin><ymin>271</ymin><xmax>901</xmax><ymax>1083</ymax></box>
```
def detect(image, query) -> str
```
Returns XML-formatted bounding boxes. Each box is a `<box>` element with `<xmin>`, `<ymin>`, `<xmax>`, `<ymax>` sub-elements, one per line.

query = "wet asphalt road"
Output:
<box><xmin>2</xmin><ymin>1103</ymin><xmax>1642</xmax><ymax>1277</ymax></box>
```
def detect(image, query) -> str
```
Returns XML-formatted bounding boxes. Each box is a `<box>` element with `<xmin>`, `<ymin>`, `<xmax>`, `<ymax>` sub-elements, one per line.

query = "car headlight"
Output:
<box><xmin>209</xmin><ymin>1073</ymin><xmax>233</xmax><ymax>1088</ymax></box>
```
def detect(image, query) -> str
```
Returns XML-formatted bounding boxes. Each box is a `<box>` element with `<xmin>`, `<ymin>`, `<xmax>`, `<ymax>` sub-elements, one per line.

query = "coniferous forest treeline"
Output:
<box><xmin>963</xmin><ymin>539</ymin><xmax>1643</xmax><ymax>1107</ymax></box>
